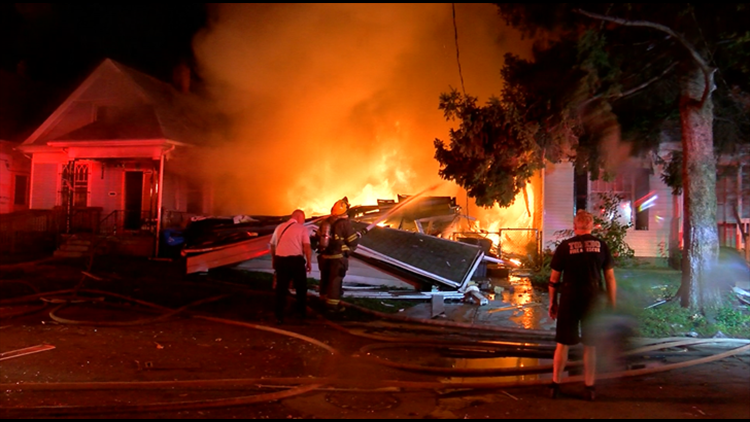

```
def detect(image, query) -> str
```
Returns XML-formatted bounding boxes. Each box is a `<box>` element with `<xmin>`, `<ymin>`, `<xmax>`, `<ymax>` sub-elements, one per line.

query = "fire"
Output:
<box><xmin>444</xmin><ymin>182</ymin><xmax>538</xmax><ymax>259</ymax></box>
<box><xmin>293</xmin><ymin>145</ymin><xmax>421</xmax><ymax>217</ymax></box>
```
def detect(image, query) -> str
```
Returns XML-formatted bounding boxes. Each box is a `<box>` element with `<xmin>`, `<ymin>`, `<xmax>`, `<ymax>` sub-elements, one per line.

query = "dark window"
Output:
<box><xmin>574</xmin><ymin>171</ymin><xmax>589</xmax><ymax>214</ymax></box>
<box><xmin>634</xmin><ymin>169</ymin><xmax>650</xmax><ymax>231</ymax></box>
<box><xmin>743</xmin><ymin>166</ymin><xmax>750</xmax><ymax>220</ymax></box>
<box><xmin>187</xmin><ymin>180</ymin><xmax>202</xmax><ymax>214</ymax></box>
<box><xmin>14</xmin><ymin>175</ymin><xmax>28</xmax><ymax>205</ymax></box>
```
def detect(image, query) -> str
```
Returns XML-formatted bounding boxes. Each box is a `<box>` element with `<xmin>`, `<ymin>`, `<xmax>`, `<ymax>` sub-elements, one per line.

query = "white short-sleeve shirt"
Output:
<box><xmin>270</xmin><ymin>218</ymin><xmax>311</xmax><ymax>257</ymax></box>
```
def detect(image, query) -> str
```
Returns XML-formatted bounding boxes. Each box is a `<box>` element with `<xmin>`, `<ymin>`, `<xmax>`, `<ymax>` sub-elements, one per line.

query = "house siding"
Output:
<box><xmin>619</xmin><ymin>171</ymin><xmax>676</xmax><ymax>258</ymax></box>
<box><xmin>543</xmin><ymin>163</ymin><xmax>575</xmax><ymax>251</ymax></box>
<box><xmin>0</xmin><ymin>142</ymin><xmax>31</xmax><ymax>213</ymax></box>
<box><xmin>30</xmin><ymin>162</ymin><xmax>59</xmax><ymax>209</ymax></box>
<box><xmin>89</xmin><ymin>161</ymin><xmax>124</xmax><ymax>217</ymax></box>
<box><xmin>543</xmin><ymin>161</ymin><xmax>682</xmax><ymax>259</ymax></box>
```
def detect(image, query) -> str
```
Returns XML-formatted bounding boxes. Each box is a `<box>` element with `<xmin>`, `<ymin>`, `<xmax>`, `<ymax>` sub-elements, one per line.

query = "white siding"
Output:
<box><xmin>623</xmin><ymin>171</ymin><xmax>675</xmax><ymax>258</ymax></box>
<box><xmin>89</xmin><ymin>162</ymin><xmax>124</xmax><ymax>217</ymax></box>
<box><xmin>542</xmin><ymin>163</ymin><xmax>575</xmax><ymax>251</ymax></box>
<box><xmin>30</xmin><ymin>163</ymin><xmax>59</xmax><ymax>209</ymax></box>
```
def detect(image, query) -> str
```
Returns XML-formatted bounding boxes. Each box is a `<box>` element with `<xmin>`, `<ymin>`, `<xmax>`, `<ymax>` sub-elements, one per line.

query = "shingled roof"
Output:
<box><xmin>21</xmin><ymin>59</ymin><xmax>212</xmax><ymax>148</ymax></box>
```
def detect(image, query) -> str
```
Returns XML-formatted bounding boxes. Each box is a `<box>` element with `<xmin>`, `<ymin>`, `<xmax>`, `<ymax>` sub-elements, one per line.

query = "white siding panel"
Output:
<box><xmin>89</xmin><ymin>163</ymin><xmax>123</xmax><ymax>217</ymax></box>
<box><xmin>624</xmin><ymin>171</ymin><xmax>676</xmax><ymax>258</ymax></box>
<box><xmin>31</xmin><ymin>163</ymin><xmax>59</xmax><ymax>209</ymax></box>
<box><xmin>543</xmin><ymin>163</ymin><xmax>575</xmax><ymax>251</ymax></box>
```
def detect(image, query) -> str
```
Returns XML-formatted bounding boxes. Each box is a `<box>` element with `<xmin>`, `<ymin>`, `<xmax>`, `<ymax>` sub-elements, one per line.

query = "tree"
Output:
<box><xmin>434</xmin><ymin>3</ymin><xmax>750</xmax><ymax>313</ymax></box>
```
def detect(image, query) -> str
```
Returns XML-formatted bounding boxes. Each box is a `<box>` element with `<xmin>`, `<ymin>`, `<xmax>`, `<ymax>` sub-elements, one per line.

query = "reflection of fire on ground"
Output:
<box><xmin>502</xmin><ymin>276</ymin><xmax>542</xmax><ymax>330</ymax></box>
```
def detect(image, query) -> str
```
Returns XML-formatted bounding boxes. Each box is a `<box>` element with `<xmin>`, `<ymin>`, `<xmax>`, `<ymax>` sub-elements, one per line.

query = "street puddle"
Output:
<box><xmin>443</xmin><ymin>355</ymin><xmax>553</xmax><ymax>384</ymax></box>
<box><xmin>491</xmin><ymin>275</ymin><xmax>549</xmax><ymax>331</ymax></box>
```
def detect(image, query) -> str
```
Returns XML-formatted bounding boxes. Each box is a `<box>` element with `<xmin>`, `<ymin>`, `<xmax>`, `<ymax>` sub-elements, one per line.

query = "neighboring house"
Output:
<box><xmin>0</xmin><ymin>140</ymin><xmax>31</xmax><ymax>214</ymax></box>
<box><xmin>542</xmin><ymin>144</ymin><xmax>750</xmax><ymax>263</ymax></box>
<box><xmin>16</xmin><ymin>58</ymin><xmax>214</xmax><ymax>257</ymax></box>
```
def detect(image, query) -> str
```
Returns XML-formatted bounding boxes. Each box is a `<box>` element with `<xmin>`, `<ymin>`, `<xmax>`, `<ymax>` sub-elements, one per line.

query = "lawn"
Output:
<box><xmin>614</xmin><ymin>266</ymin><xmax>750</xmax><ymax>339</ymax></box>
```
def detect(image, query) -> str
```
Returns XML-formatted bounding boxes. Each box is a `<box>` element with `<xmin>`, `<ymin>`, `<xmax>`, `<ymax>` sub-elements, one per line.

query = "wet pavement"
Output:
<box><xmin>400</xmin><ymin>275</ymin><xmax>556</xmax><ymax>332</ymax></box>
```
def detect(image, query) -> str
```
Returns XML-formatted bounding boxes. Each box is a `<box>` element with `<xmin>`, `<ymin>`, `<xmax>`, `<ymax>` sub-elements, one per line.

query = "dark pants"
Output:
<box><xmin>274</xmin><ymin>255</ymin><xmax>307</xmax><ymax>321</ymax></box>
<box><xmin>318</xmin><ymin>256</ymin><xmax>348</xmax><ymax>307</ymax></box>
<box><xmin>555</xmin><ymin>292</ymin><xmax>604</xmax><ymax>346</ymax></box>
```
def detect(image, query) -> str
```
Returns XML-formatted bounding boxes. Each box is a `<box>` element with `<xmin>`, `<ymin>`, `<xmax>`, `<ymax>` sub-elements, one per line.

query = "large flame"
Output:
<box><xmin>191</xmin><ymin>3</ymin><xmax>535</xmax><ymax>240</ymax></box>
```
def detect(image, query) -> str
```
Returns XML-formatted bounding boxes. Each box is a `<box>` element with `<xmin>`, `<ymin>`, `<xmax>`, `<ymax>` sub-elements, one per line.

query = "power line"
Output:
<box><xmin>452</xmin><ymin>3</ymin><xmax>466</xmax><ymax>96</ymax></box>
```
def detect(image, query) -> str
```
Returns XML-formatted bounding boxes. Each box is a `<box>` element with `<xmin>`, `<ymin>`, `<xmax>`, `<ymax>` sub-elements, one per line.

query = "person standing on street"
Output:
<box><xmin>548</xmin><ymin>210</ymin><xmax>617</xmax><ymax>401</ymax></box>
<box><xmin>316</xmin><ymin>197</ymin><xmax>363</xmax><ymax>314</ymax></box>
<box><xmin>270</xmin><ymin>209</ymin><xmax>312</xmax><ymax>324</ymax></box>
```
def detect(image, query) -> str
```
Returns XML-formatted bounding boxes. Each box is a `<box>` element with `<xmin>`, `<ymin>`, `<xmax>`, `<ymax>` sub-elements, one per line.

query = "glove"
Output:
<box><xmin>356</xmin><ymin>228</ymin><xmax>369</xmax><ymax>239</ymax></box>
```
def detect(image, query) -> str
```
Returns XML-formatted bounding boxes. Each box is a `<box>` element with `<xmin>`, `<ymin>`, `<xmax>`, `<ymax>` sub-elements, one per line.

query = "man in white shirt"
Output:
<box><xmin>269</xmin><ymin>209</ymin><xmax>312</xmax><ymax>324</ymax></box>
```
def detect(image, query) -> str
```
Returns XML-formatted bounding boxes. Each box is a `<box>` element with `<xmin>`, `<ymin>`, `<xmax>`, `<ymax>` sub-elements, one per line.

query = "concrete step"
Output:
<box><xmin>54</xmin><ymin>250</ymin><xmax>85</xmax><ymax>258</ymax></box>
<box><xmin>59</xmin><ymin>244</ymin><xmax>91</xmax><ymax>253</ymax></box>
<box><xmin>67</xmin><ymin>239</ymin><xmax>93</xmax><ymax>246</ymax></box>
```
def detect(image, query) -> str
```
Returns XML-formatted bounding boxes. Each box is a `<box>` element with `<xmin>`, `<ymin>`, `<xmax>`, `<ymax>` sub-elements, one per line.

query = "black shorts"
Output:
<box><xmin>555</xmin><ymin>293</ymin><xmax>605</xmax><ymax>346</ymax></box>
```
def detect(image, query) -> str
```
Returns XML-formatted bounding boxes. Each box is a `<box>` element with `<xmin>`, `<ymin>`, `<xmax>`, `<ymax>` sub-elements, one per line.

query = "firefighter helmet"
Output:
<box><xmin>331</xmin><ymin>197</ymin><xmax>350</xmax><ymax>216</ymax></box>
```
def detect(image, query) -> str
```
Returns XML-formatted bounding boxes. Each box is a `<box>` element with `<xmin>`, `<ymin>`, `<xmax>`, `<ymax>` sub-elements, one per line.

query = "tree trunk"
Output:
<box><xmin>679</xmin><ymin>66</ymin><xmax>721</xmax><ymax>312</ymax></box>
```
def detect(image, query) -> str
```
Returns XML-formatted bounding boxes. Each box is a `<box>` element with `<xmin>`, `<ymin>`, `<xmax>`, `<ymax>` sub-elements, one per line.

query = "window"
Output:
<box><xmin>717</xmin><ymin>165</ymin><xmax>744</xmax><ymax>222</ymax></box>
<box><xmin>589</xmin><ymin>168</ymin><xmax>651</xmax><ymax>230</ymax></box>
<box><xmin>14</xmin><ymin>175</ymin><xmax>28</xmax><ymax>206</ymax></box>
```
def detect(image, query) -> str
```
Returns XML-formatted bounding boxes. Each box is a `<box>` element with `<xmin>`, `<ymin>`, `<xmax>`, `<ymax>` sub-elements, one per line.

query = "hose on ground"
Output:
<box><xmin>2</xmin><ymin>271</ymin><xmax>749</xmax><ymax>416</ymax></box>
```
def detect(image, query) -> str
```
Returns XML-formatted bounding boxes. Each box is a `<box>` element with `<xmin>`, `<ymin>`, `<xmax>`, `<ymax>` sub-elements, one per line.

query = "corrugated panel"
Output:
<box><xmin>353</xmin><ymin>222</ymin><xmax>483</xmax><ymax>288</ymax></box>
<box><xmin>31</xmin><ymin>163</ymin><xmax>59</xmax><ymax>209</ymax></box>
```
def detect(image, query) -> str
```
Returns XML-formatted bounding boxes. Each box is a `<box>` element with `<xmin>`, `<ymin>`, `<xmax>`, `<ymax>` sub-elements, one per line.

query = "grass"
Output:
<box><xmin>531</xmin><ymin>262</ymin><xmax>750</xmax><ymax>339</ymax></box>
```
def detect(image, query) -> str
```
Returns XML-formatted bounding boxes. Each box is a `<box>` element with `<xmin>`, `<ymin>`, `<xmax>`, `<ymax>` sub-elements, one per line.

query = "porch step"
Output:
<box><xmin>59</xmin><ymin>244</ymin><xmax>91</xmax><ymax>253</ymax></box>
<box><xmin>55</xmin><ymin>234</ymin><xmax>105</xmax><ymax>258</ymax></box>
<box><xmin>53</xmin><ymin>250</ymin><xmax>85</xmax><ymax>258</ymax></box>
<box><xmin>67</xmin><ymin>239</ymin><xmax>93</xmax><ymax>246</ymax></box>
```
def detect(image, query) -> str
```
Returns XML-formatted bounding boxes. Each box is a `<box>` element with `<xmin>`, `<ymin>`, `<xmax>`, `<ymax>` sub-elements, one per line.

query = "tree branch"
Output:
<box><xmin>581</xmin><ymin>62</ymin><xmax>678</xmax><ymax>109</ymax></box>
<box><xmin>575</xmin><ymin>8</ymin><xmax>715</xmax><ymax>107</ymax></box>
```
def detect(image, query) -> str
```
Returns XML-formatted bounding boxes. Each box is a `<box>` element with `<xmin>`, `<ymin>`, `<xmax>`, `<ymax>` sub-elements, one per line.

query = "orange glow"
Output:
<box><xmin>438</xmin><ymin>182</ymin><xmax>537</xmax><ymax>256</ymax></box>
<box><xmin>191</xmin><ymin>4</ymin><xmax>534</xmax><ymax>218</ymax></box>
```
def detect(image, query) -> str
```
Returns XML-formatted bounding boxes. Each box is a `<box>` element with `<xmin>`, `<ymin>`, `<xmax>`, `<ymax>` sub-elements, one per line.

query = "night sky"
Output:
<box><xmin>0</xmin><ymin>3</ymin><xmax>208</xmax><ymax>140</ymax></box>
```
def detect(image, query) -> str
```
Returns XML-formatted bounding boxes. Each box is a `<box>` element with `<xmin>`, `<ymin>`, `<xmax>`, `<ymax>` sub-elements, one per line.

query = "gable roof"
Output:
<box><xmin>20</xmin><ymin>58</ymin><xmax>210</xmax><ymax>149</ymax></box>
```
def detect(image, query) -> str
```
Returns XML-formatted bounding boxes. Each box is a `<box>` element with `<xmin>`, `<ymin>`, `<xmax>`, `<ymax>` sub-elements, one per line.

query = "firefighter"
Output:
<box><xmin>316</xmin><ymin>197</ymin><xmax>364</xmax><ymax>313</ymax></box>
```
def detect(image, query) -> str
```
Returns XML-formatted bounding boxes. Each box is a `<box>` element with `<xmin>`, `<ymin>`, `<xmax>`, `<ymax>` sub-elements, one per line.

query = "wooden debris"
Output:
<box><xmin>0</xmin><ymin>344</ymin><xmax>56</xmax><ymax>362</ymax></box>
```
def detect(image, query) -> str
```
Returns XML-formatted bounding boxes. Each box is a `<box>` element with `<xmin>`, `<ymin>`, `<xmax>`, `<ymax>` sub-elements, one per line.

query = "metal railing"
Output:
<box><xmin>0</xmin><ymin>210</ymin><xmax>60</xmax><ymax>255</ymax></box>
<box><xmin>98</xmin><ymin>210</ymin><xmax>157</xmax><ymax>236</ymax></box>
<box><xmin>452</xmin><ymin>228</ymin><xmax>542</xmax><ymax>269</ymax></box>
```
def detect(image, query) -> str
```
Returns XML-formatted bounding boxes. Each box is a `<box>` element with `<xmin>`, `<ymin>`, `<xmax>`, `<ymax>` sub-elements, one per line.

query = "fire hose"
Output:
<box><xmin>1</xmin><ymin>275</ymin><xmax>749</xmax><ymax>416</ymax></box>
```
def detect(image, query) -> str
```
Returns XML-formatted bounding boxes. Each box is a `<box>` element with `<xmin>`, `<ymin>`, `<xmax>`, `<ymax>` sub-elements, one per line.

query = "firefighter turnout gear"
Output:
<box><xmin>330</xmin><ymin>197</ymin><xmax>350</xmax><ymax>217</ymax></box>
<box><xmin>317</xmin><ymin>205</ymin><xmax>359</xmax><ymax>310</ymax></box>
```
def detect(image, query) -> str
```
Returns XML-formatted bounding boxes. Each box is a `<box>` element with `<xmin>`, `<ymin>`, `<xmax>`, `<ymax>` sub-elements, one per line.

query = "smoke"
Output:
<box><xmin>191</xmin><ymin>3</ymin><xmax>532</xmax><ymax>216</ymax></box>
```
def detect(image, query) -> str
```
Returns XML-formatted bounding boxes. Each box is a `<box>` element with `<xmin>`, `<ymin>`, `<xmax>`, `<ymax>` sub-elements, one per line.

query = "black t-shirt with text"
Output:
<box><xmin>550</xmin><ymin>233</ymin><xmax>614</xmax><ymax>298</ymax></box>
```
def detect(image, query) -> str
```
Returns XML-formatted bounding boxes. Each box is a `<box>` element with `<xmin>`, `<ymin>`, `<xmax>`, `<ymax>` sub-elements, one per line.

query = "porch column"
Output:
<box><xmin>153</xmin><ymin>151</ymin><xmax>166</xmax><ymax>258</ymax></box>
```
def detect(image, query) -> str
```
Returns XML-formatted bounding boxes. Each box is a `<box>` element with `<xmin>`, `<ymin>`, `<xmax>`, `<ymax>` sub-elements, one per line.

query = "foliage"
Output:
<box><xmin>590</xmin><ymin>192</ymin><xmax>636</xmax><ymax>265</ymax></box>
<box><xmin>658</xmin><ymin>150</ymin><xmax>683</xmax><ymax>196</ymax></box>
<box><xmin>636</xmin><ymin>298</ymin><xmax>750</xmax><ymax>339</ymax></box>
<box><xmin>439</xmin><ymin>3</ymin><xmax>750</xmax><ymax>312</ymax></box>
<box><xmin>551</xmin><ymin>192</ymin><xmax>635</xmax><ymax>263</ymax></box>
<box><xmin>528</xmin><ymin>192</ymin><xmax>635</xmax><ymax>287</ymax></box>
<box><xmin>434</xmin><ymin>90</ymin><xmax>544</xmax><ymax>208</ymax></box>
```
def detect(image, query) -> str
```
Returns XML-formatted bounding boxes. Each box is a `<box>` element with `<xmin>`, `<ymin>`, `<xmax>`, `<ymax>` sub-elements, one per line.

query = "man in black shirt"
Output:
<box><xmin>548</xmin><ymin>210</ymin><xmax>617</xmax><ymax>401</ymax></box>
